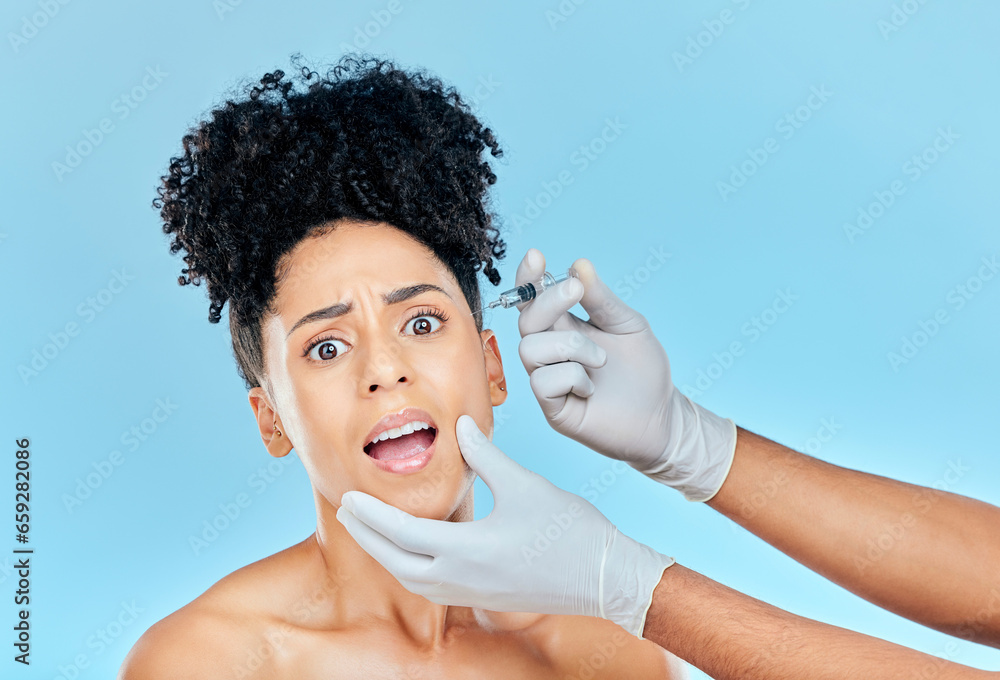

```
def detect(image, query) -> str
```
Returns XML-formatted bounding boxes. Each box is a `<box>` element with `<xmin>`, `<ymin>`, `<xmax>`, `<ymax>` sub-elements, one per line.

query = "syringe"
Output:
<box><xmin>485</xmin><ymin>267</ymin><xmax>580</xmax><ymax>310</ymax></box>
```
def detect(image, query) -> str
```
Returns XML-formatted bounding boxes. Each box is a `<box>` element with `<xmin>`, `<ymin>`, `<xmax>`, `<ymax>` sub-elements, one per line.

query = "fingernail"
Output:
<box><xmin>563</xmin><ymin>278</ymin><xmax>581</xmax><ymax>298</ymax></box>
<box><xmin>460</xmin><ymin>415</ymin><xmax>486</xmax><ymax>443</ymax></box>
<box><xmin>468</xmin><ymin>426</ymin><xmax>486</xmax><ymax>444</ymax></box>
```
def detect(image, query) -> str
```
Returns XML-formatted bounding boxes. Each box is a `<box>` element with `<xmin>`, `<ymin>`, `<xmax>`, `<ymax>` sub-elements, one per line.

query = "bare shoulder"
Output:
<box><xmin>527</xmin><ymin>613</ymin><xmax>690</xmax><ymax>679</ymax></box>
<box><xmin>117</xmin><ymin>601</ymin><xmax>255</xmax><ymax>679</ymax></box>
<box><xmin>119</xmin><ymin>536</ymin><xmax>317</xmax><ymax>680</ymax></box>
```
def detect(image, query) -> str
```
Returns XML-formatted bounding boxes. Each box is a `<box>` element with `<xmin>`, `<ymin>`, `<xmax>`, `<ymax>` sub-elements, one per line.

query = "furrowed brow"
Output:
<box><xmin>286</xmin><ymin>283</ymin><xmax>452</xmax><ymax>340</ymax></box>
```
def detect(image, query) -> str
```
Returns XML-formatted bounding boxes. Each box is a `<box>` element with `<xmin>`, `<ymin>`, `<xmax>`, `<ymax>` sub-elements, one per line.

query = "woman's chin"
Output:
<box><xmin>385</xmin><ymin>463</ymin><xmax>476</xmax><ymax>520</ymax></box>
<box><xmin>397</xmin><ymin>486</ymin><xmax>474</xmax><ymax>522</ymax></box>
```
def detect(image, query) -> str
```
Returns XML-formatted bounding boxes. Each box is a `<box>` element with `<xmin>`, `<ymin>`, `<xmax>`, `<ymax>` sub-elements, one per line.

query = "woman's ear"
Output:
<box><xmin>480</xmin><ymin>329</ymin><xmax>507</xmax><ymax>406</ymax></box>
<box><xmin>248</xmin><ymin>386</ymin><xmax>293</xmax><ymax>458</ymax></box>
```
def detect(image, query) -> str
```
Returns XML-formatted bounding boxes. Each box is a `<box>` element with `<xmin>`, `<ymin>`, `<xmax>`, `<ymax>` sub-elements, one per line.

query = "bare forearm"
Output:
<box><xmin>643</xmin><ymin>564</ymin><xmax>998</xmax><ymax>680</ymax></box>
<box><xmin>706</xmin><ymin>426</ymin><xmax>1000</xmax><ymax>646</ymax></box>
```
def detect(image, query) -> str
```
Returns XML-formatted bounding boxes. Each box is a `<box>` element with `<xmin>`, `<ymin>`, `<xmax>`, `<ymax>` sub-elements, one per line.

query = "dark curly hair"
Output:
<box><xmin>153</xmin><ymin>53</ymin><xmax>507</xmax><ymax>395</ymax></box>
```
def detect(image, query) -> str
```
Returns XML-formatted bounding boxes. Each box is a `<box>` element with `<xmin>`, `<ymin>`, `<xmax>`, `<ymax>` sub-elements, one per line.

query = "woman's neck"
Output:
<box><xmin>307</xmin><ymin>487</ymin><xmax>476</xmax><ymax>648</ymax></box>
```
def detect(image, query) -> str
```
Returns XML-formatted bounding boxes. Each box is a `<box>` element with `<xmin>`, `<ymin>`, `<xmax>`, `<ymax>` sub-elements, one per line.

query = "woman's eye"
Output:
<box><xmin>307</xmin><ymin>337</ymin><xmax>349</xmax><ymax>362</ymax></box>
<box><xmin>305</xmin><ymin>313</ymin><xmax>444</xmax><ymax>363</ymax></box>
<box><xmin>406</xmin><ymin>314</ymin><xmax>443</xmax><ymax>336</ymax></box>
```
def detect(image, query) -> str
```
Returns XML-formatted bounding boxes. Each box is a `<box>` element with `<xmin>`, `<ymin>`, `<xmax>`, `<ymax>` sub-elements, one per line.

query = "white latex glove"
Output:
<box><xmin>336</xmin><ymin>414</ymin><xmax>675</xmax><ymax>638</ymax></box>
<box><xmin>514</xmin><ymin>248</ymin><xmax>738</xmax><ymax>502</ymax></box>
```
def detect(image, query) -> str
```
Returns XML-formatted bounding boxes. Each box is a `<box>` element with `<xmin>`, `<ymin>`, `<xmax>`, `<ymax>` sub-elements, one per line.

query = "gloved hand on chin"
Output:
<box><xmin>337</xmin><ymin>415</ymin><xmax>675</xmax><ymax>638</ymax></box>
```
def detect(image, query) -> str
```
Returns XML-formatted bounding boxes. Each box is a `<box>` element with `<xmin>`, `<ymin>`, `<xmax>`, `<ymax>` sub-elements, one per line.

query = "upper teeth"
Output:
<box><xmin>369</xmin><ymin>420</ymin><xmax>433</xmax><ymax>446</ymax></box>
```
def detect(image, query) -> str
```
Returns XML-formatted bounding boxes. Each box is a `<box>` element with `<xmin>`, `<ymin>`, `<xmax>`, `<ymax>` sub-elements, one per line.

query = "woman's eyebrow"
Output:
<box><xmin>286</xmin><ymin>283</ymin><xmax>453</xmax><ymax>339</ymax></box>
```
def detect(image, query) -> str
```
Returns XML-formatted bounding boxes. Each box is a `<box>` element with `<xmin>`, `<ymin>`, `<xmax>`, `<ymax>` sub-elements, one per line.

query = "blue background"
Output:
<box><xmin>2</xmin><ymin>1</ymin><xmax>998</xmax><ymax>677</ymax></box>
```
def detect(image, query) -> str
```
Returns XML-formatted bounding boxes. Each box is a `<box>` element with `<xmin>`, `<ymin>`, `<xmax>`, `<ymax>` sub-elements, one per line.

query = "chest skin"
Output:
<box><xmin>237</xmin><ymin>613</ymin><xmax>676</xmax><ymax>680</ymax></box>
<box><xmin>185</xmin><ymin>538</ymin><xmax>680</xmax><ymax>680</ymax></box>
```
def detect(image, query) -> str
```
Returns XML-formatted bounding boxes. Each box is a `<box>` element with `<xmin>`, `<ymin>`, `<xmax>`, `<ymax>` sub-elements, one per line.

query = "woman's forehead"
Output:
<box><xmin>286</xmin><ymin>221</ymin><xmax>445</xmax><ymax>280</ymax></box>
<box><xmin>272</xmin><ymin>223</ymin><xmax>460</xmax><ymax>323</ymax></box>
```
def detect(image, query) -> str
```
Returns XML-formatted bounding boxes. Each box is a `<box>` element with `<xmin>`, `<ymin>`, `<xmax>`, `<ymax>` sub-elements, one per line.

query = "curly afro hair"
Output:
<box><xmin>153</xmin><ymin>53</ymin><xmax>507</xmax><ymax>394</ymax></box>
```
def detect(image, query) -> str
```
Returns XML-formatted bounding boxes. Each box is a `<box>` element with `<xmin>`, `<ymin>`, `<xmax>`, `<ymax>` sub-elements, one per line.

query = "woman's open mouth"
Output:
<box><xmin>363</xmin><ymin>426</ymin><xmax>438</xmax><ymax>474</ymax></box>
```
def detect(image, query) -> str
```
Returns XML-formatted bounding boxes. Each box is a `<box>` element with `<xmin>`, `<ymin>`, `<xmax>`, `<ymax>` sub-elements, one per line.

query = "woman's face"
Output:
<box><xmin>249</xmin><ymin>220</ymin><xmax>507</xmax><ymax>520</ymax></box>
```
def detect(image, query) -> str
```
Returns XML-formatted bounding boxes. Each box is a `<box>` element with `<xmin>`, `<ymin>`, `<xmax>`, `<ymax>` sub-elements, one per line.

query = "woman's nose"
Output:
<box><xmin>359</xmin><ymin>334</ymin><xmax>412</xmax><ymax>393</ymax></box>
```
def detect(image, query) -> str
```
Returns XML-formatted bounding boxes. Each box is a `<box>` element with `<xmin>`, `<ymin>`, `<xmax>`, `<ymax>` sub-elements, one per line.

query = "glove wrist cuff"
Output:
<box><xmin>641</xmin><ymin>391</ymin><xmax>738</xmax><ymax>502</ymax></box>
<box><xmin>599</xmin><ymin>527</ymin><xmax>676</xmax><ymax>637</ymax></box>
